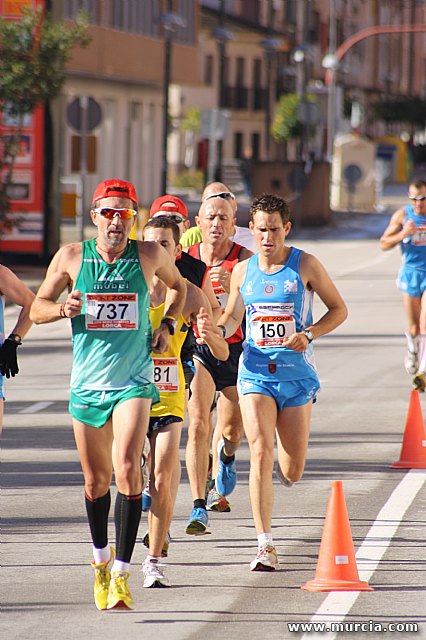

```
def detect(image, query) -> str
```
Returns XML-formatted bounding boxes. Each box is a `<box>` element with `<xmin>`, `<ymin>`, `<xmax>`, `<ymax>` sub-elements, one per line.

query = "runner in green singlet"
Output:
<box><xmin>30</xmin><ymin>179</ymin><xmax>186</xmax><ymax>611</ymax></box>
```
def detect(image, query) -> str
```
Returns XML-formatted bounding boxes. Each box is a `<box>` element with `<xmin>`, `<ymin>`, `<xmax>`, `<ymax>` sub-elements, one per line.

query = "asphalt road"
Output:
<box><xmin>2</xmin><ymin>223</ymin><xmax>426</xmax><ymax>639</ymax></box>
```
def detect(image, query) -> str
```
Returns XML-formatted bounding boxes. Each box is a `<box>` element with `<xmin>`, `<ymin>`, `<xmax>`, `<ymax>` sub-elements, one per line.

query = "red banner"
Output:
<box><xmin>0</xmin><ymin>0</ymin><xmax>45</xmax><ymax>255</ymax></box>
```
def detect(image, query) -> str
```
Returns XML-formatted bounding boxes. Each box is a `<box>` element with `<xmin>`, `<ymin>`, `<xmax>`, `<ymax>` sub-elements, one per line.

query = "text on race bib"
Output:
<box><xmin>249</xmin><ymin>302</ymin><xmax>296</xmax><ymax>348</ymax></box>
<box><xmin>153</xmin><ymin>357</ymin><xmax>179</xmax><ymax>391</ymax></box>
<box><xmin>412</xmin><ymin>226</ymin><xmax>426</xmax><ymax>246</ymax></box>
<box><xmin>212</xmin><ymin>280</ymin><xmax>229</xmax><ymax>309</ymax></box>
<box><xmin>85</xmin><ymin>293</ymin><xmax>138</xmax><ymax>330</ymax></box>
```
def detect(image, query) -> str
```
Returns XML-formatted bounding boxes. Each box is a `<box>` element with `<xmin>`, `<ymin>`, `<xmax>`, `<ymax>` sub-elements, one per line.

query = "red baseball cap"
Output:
<box><xmin>149</xmin><ymin>194</ymin><xmax>188</xmax><ymax>219</ymax></box>
<box><xmin>92</xmin><ymin>179</ymin><xmax>138</xmax><ymax>207</ymax></box>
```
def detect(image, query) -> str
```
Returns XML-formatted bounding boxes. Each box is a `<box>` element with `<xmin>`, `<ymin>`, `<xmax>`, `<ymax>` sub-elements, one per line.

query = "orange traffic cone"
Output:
<box><xmin>392</xmin><ymin>390</ymin><xmax>426</xmax><ymax>469</ymax></box>
<box><xmin>302</xmin><ymin>480</ymin><xmax>373</xmax><ymax>592</ymax></box>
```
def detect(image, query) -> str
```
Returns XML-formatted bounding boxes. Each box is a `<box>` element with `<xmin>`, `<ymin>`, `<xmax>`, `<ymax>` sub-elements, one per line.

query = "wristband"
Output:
<box><xmin>160</xmin><ymin>316</ymin><xmax>178</xmax><ymax>335</ymax></box>
<box><xmin>217</xmin><ymin>325</ymin><xmax>226</xmax><ymax>339</ymax></box>
<box><xmin>59</xmin><ymin>304</ymin><xmax>67</xmax><ymax>318</ymax></box>
<box><xmin>8</xmin><ymin>333</ymin><xmax>22</xmax><ymax>345</ymax></box>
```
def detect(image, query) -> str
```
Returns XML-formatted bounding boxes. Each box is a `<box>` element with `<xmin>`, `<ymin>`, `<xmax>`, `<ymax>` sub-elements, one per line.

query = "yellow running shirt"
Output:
<box><xmin>150</xmin><ymin>304</ymin><xmax>190</xmax><ymax>420</ymax></box>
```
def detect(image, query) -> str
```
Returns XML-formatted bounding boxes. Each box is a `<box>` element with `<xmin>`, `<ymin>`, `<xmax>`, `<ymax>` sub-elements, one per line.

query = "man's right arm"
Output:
<box><xmin>216</xmin><ymin>261</ymin><xmax>247</xmax><ymax>338</ymax></box>
<box><xmin>201</xmin><ymin>272</ymin><xmax>222</xmax><ymax>322</ymax></box>
<box><xmin>30</xmin><ymin>245</ymin><xmax>81</xmax><ymax>324</ymax></box>
<box><xmin>379</xmin><ymin>208</ymin><xmax>409</xmax><ymax>251</ymax></box>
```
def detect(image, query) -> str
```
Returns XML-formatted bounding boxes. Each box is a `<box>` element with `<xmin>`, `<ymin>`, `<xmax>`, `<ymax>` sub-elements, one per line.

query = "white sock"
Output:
<box><xmin>257</xmin><ymin>532</ymin><xmax>273</xmax><ymax>548</ymax></box>
<box><xmin>417</xmin><ymin>334</ymin><xmax>426</xmax><ymax>373</ymax></box>
<box><xmin>111</xmin><ymin>559</ymin><xmax>130</xmax><ymax>574</ymax></box>
<box><xmin>146</xmin><ymin>554</ymin><xmax>162</xmax><ymax>563</ymax></box>
<box><xmin>92</xmin><ymin>545</ymin><xmax>110</xmax><ymax>565</ymax></box>
<box><xmin>405</xmin><ymin>332</ymin><xmax>418</xmax><ymax>354</ymax></box>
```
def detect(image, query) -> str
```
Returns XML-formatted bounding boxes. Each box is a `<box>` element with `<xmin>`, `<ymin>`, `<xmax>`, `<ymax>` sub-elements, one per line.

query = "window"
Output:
<box><xmin>175</xmin><ymin>0</ymin><xmax>196</xmax><ymax>45</ymax></box>
<box><xmin>105</xmin><ymin>0</ymin><xmax>194</xmax><ymax>41</ymax></box>
<box><xmin>234</xmin><ymin>132</ymin><xmax>243</xmax><ymax>159</ymax></box>
<box><xmin>236</xmin><ymin>57</ymin><xmax>245</xmax><ymax>86</ymax></box>
<box><xmin>253</xmin><ymin>58</ymin><xmax>262</xmax><ymax>88</ymax></box>
<box><xmin>107</xmin><ymin>0</ymin><xmax>160</xmax><ymax>35</ymax></box>
<box><xmin>64</xmin><ymin>0</ymin><xmax>98</xmax><ymax>22</ymax></box>
<box><xmin>251</xmin><ymin>133</ymin><xmax>260</xmax><ymax>160</ymax></box>
<box><xmin>205</xmin><ymin>54</ymin><xmax>214</xmax><ymax>85</ymax></box>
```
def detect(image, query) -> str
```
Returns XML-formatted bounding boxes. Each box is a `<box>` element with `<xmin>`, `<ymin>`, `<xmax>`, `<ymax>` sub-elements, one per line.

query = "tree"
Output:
<box><xmin>271</xmin><ymin>93</ymin><xmax>318</xmax><ymax>143</ymax></box>
<box><xmin>0</xmin><ymin>7</ymin><xmax>90</xmax><ymax>231</ymax></box>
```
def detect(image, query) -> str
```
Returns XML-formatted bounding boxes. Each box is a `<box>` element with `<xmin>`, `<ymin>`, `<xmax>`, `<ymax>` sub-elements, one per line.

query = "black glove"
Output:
<box><xmin>0</xmin><ymin>338</ymin><xmax>19</xmax><ymax>378</ymax></box>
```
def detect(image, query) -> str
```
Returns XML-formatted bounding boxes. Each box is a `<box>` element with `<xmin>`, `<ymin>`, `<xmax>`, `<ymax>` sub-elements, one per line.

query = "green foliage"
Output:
<box><xmin>180</xmin><ymin>108</ymin><xmax>201</xmax><ymax>133</ymax></box>
<box><xmin>372</xmin><ymin>97</ymin><xmax>426</xmax><ymax>126</ymax></box>
<box><xmin>271</xmin><ymin>93</ymin><xmax>317</xmax><ymax>142</ymax></box>
<box><xmin>0</xmin><ymin>7</ymin><xmax>90</xmax><ymax>232</ymax></box>
<box><xmin>0</xmin><ymin>7</ymin><xmax>90</xmax><ymax>114</ymax></box>
<box><xmin>171</xmin><ymin>170</ymin><xmax>204</xmax><ymax>190</ymax></box>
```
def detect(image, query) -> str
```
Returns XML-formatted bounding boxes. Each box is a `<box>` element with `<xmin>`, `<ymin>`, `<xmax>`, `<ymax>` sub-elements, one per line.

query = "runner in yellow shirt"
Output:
<box><xmin>142</xmin><ymin>215</ymin><xmax>228</xmax><ymax>588</ymax></box>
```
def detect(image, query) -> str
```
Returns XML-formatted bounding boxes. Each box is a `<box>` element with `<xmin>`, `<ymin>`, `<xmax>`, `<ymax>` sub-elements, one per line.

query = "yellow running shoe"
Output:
<box><xmin>106</xmin><ymin>571</ymin><xmax>134</xmax><ymax>610</ymax></box>
<box><xmin>413</xmin><ymin>372</ymin><xmax>426</xmax><ymax>392</ymax></box>
<box><xmin>91</xmin><ymin>547</ymin><xmax>115</xmax><ymax>611</ymax></box>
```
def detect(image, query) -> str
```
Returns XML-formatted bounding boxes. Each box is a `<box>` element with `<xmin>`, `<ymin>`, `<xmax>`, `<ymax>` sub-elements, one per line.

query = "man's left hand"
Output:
<box><xmin>0</xmin><ymin>339</ymin><xmax>19</xmax><ymax>378</ymax></box>
<box><xmin>152</xmin><ymin>325</ymin><xmax>171</xmax><ymax>354</ymax></box>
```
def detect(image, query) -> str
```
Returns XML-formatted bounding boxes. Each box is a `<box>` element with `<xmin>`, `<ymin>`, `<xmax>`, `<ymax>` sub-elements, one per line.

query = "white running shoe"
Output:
<box><xmin>250</xmin><ymin>544</ymin><xmax>278</xmax><ymax>572</ymax></box>
<box><xmin>143</xmin><ymin>558</ymin><xmax>171</xmax><ymax>588</ymax></box>
<box><xmin>405</xmin><ymin>351</ymin><xmax>418</xmax><ymax>375</ymax></box>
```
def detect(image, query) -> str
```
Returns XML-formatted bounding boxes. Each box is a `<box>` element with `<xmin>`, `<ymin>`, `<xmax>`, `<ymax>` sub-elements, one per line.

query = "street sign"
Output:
<box><xmin>343</xmin><ymin>163</ymin><xmax>363</xmax><ymax>191</ymax></box>
<box><xmin>297</xmin><ymin>101</ymin><xmax>321</xmax><ymax>126</ymax></box>
<box><xmin>66</xmin><ymin>97</ymin><xmax>102</xmax><ymax>133</ymax></box>
<box><xmin>200</xmin><ymin>108</ymin><xmax>229</xmax><ymax>140</ymax></box>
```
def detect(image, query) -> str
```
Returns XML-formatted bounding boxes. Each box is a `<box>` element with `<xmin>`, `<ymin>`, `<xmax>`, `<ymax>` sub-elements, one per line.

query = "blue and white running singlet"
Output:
<box><xmin>239</xmin><ymin>248</ymin><xmax>318</xmax><ymax>382</ymax></box>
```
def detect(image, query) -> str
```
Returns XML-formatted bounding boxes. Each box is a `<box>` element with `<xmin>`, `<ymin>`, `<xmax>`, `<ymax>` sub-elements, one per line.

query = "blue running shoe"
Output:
<box><xmin>185</xmin><ymin>507</ymin><xmax>210</xmax><ymax>535</ymax></box>
<box><xmin>142</xmin><ymin>489</ymin><xmax>152</xmax><ymax>512</ymax></box>
<box><xmin>216</xmin><ymin>438</ymin><xmax>237</xmax><ymax>496</ymax></box>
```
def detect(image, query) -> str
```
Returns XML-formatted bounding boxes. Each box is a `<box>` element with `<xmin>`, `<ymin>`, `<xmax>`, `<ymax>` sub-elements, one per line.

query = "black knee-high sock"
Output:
<box><xmin>85</xmin><ymin>490</ymin><xmax>111</xmax><ymax>549</ymax></box>
<box><xmin>114</xmin><ymin>491</ymin><xmax>142</xmax><ymax>563</ymax></box>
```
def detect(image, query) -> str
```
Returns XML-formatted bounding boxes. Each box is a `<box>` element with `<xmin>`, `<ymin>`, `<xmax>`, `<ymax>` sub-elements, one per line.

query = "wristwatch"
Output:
<box><xmin>303</xmin><ymin>329</ymin><xmax>314</xmax><ymax>343</ymax></box>
<box><xmin>160</xmin><ymin>316</ymin><xmax>178</xmax><ymax>336</ymax></box>
<box><xmin>8</xmin><ymin>333</ymin><xmax>22</xmax><ymax>345</ymax></box>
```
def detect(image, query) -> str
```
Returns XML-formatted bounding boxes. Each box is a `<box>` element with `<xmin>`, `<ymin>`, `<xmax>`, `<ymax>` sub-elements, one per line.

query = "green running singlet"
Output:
<box><xmin>70</xmin><ymin>238</ymin><xmax>153</xmax><ymax>390</ymax></box>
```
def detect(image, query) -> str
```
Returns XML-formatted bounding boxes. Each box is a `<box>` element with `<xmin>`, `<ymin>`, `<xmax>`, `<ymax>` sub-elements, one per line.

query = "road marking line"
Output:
<box><xmin>301</xmin><ymin>469</ymin><xmax>426</xmax><ymax>640</ymax></box>
<box><xmin>19</xmin><ymin>401</ymin><xmax>54</xmax><ymax>414</ymax></box>
<box><xmin>333</xmin><ymin>251</ymin><xmax>389</xmax><ymax>278</ymax></box>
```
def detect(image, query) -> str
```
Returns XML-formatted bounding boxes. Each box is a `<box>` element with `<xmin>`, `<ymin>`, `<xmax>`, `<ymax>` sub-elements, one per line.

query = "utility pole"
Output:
<box><xmin>215</xmin><ymin>0</ymin><xmax>226</xmax><ymax>182</ymax></box>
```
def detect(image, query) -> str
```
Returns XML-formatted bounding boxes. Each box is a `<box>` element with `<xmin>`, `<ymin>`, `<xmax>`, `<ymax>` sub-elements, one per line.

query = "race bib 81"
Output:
<box><xmin>153</xmin><ymin>357</ymin><xmax>179</xmax><ymax>391</ymax></box>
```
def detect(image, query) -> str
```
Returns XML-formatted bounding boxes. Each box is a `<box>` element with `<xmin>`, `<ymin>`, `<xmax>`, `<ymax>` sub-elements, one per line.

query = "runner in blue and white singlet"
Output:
<box><xmin>380</xmin><ymin>179</ymin><xmax>426</xmax><ymax>388</ymax></box>
<box><xmin>239</xmin><ymin>248</ymin><xmax>318</xmax><ymax>384</ymax></box>
<box><xmin>207</xmin><ymin>194</ymin><xmax>347</xmax><ymax>572</ymax></box>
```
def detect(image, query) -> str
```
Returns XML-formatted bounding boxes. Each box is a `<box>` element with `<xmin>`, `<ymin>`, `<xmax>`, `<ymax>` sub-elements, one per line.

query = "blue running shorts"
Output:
<box><xmin>237</xmin><ymin>375</ymin><xmax>320</xmax><ymax>411</ymax></box>
<box><xmin>69</xmin><ymin>383</ymin><xmax>160</xmax><ymax>428</ymax></box>
<box><xmin>396</xmin><ymin>266</ymin><xmax>426</xmax><ymax>298</ymax></box>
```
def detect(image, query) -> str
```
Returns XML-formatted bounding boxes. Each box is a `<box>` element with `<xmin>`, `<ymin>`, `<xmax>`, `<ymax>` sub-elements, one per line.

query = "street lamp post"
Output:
<box><xmin>260</xmin><ymin>0</ymin><xmax>280</xmax><ymax>161</ymax></box>
<box><xmin>260</xmin><ymin>36</ymin><xmax>281</xmax><ymax>160</ymax></box>
<box><xmin>159</xmin><ymin>9</ymin><xmax>186</xmax><ymax>195</ymax></box>
<box><xmin>322</xmin><ymin>22</ymin><xmax>426</xmax><ymax>161</ymax></box>
<box><xmin>212</xmin><ymin>0</ymin><xmax>233</xmax><ymax>182</ymax></box>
